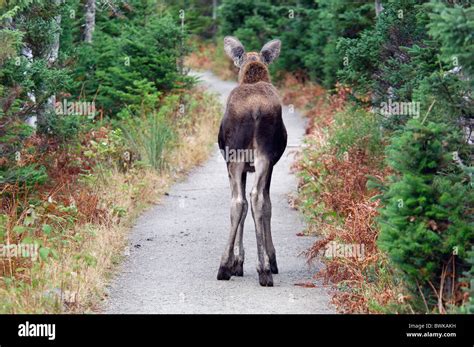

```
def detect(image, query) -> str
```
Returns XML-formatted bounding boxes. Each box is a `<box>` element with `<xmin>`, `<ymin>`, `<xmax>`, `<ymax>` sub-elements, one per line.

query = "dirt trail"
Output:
<box><xmin>104</xmin><ymin>71</ymin><xmax>334</xmax><ymax>313</ymax></box>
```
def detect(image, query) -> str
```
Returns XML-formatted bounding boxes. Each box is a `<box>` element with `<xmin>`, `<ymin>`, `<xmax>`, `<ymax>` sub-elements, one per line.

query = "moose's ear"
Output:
<box><xmin>224</xmin><ymin>36</ymin><xmax>245</xmax><ymax>67</ymax></box>
<box><xmin>260</xmin><ymin>39</ymin><xmax>281</xmax><ymax>64</ymax></box>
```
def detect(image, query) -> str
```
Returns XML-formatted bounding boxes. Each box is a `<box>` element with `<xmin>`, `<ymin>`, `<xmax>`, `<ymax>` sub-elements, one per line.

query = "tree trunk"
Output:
<box><xmin>375</xmin><ymin>0</ymin><xmax>383</xmax><ymax>17</ymax></box>
<box><xmin>84</xmin><ymin>0</ymin><xmax>96</xmax><ymax>43</ymax></box>
<box><xmin>37</xmin><ymin>0</ymin><xmax>62</xmax><ymax>132</ymax></box>
<box><xmin>212</xmin><ymin>0</ymin><xmax>217</xmax><ymax>20</ymax></box>
<box><xmin>48</xmin><ymin>12</ymin><xmax>61</xmax><ymax>65</ymax></box>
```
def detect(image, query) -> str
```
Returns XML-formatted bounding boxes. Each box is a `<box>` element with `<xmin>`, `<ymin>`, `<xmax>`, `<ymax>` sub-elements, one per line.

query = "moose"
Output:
<box><xmin>217</xmin><ymin>37</ymin><xmax>287</xmax><ymax>287</ymax></box>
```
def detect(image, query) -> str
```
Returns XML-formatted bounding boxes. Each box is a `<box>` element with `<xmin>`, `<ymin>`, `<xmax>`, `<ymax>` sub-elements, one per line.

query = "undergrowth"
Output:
<box><xmin>288</xmin><ymin>81</ymin><xmax>412</xmax><ymax>313</ymax></box>
<box><xmin>0</xmin><ymin>88</ymin><xmax>220</xmax><ymax>313</ymax></box>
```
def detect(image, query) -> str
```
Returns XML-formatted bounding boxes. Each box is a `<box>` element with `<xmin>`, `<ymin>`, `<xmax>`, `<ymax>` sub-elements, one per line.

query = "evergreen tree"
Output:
<box><xmin>377</xmin><ymin>119</ymin><xmax>473</xmax><ymax>311</ymax></box>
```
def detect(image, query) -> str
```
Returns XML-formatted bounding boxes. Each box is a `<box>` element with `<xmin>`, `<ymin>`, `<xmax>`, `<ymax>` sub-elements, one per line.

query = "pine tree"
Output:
<box><xmin>377</xmin><ymin>119</ymin><xmax>473</xmax><ymax>311</ymax></box>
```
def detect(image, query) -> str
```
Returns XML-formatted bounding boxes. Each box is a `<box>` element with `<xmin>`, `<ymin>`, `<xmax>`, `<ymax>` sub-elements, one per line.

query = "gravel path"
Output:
<box><xmin>104</xmin><ymin>70</ymin><xmax>334</xmax><ymax>314</ymax></box>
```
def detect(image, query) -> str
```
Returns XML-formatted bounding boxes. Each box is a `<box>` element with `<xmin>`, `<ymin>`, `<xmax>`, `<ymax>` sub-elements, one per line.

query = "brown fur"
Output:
<box><xmin>233</xmin><ymin>52</ymin><xmax>275</xmax><ymax>121</ymax></box>
<box><xmin>239</xmin><ymin>61</ymin><xmax>271</xmax><ymax>84</ymax></box>
<box><xmin>226</xmin><ymin>82</ymin><xmax>279</xmax><ymax>120</ymax></box>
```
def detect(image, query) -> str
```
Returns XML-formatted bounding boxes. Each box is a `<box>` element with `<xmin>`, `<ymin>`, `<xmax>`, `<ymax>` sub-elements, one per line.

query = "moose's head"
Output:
<box><xmin>223</xmin><ymin>36</ymin><xmax>281</xmax><ymax>84</ymax></box>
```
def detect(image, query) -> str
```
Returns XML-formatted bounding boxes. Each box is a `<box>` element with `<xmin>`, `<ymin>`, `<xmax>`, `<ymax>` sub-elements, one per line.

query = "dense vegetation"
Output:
<box><xmin>0</xmin><ymin>0</ymin><xmax>220</xmax><ymax>312</ymax></box>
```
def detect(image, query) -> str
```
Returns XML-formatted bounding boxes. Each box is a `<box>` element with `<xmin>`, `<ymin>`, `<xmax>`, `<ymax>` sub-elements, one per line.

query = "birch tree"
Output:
<box><xmin>84</xmin><ymin>0</ymin><xmax>95</xmax><ymax>43</ymax></box>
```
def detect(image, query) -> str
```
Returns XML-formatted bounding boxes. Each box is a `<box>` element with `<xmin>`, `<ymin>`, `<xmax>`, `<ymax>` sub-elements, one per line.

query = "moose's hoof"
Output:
<box><xmin>270</xmin><ymin>258</ymin><xmax>279</xmax><ymax>274</ymax></box>
<box><xmin>217</xmin><ymin>266</ymin><xmax>232</xmax><ymax>280</ymax></box>
<box><xmin>232</xmin><ymin>260</ymin><xmax>244</xmax><ymax>277</ymax></box>
<box><xmin>258</xmin><ymin>269</ymin><xmax>273</xmax><ymax>287</ymax></box>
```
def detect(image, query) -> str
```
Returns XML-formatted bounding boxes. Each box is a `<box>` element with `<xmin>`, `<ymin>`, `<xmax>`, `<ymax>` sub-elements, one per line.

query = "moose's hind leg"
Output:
<box><xmin>231</xmin><ymin>170</ymin><xmax>247</xmax><ymax>276</ymax></box>
<box><xmin>262</xmin><ymin>166</ymin><xmax>278</xmax><ymax>274</ymax></box>
<box><xmin>217</xmin><ymin>163</ymin><xmax>247</xmax><ymax>280</ymax></box>
<box><xmin>250</xmin><ymin>156</ymin><xmax>273</xmax><ymax>287</ymax></box>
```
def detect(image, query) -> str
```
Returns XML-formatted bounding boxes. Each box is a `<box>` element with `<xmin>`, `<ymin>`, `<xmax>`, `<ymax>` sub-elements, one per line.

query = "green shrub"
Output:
<box><xmin>426</xmin><ymin>2</ymin><xmax>474</xmax><ymax>85</ymax></box>
<box><xmin>0</xmin><ymin>164</ymin><xmax>48</xmax><ymax>187</ymax></box>
<box><xmin>329</xmin><ymin>106</ymin><xmax>383</xmax><ymax>159</ymax></box>
<box><xmin>377</xmin><ymin>119</ymin><xmax>473</xmax><ymax>311</ymax></box>
<box><xmin>119</xmin><ymin>95</ymin><xmax>178</xmax><ymax>171</ymax></box>
<box><xmin>72</xmin><ymin>9</ymin><xmax>191</xmax><ymax>117</ymax></box>
<box><xmin>37</xmin><ymin>111</ymin><xmax>82</xmax><ymax>143</ymax></box>
<box><xmin>337</xmin><ymin>1</ymin><xmax>473</xmax><ymax>131</ymax></box>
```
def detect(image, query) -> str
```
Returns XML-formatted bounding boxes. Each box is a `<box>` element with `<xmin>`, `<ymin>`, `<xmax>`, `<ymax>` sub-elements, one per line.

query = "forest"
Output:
<box><xmin>0</xmin><ymin>0</ymin><xmax>473</xmax><ymax>314</ymax></box>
